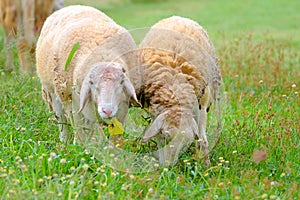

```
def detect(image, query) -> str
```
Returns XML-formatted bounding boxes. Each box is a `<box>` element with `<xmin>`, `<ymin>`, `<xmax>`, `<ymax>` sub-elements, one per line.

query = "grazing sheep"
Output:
<box><xmin>139</xmin><ymin>16</ymin><xmax>222</xmax><ymax>166</ymax></box>
<box><xmin>36</xmin><ymin>5</ymin><xmax>140</xmax><ymax>142</ymax></box>
<box><xmin>0</xmin><ymin>0</ymin><xmax>64</xmax><ymax>73</ymax></box>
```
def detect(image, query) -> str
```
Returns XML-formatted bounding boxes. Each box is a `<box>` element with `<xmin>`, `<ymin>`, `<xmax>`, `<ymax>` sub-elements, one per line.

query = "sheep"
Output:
<box><xmin>138</xmin><ymin>16</ymin><xmax>222</xmax><ymax>166</ymax></box>
<box><xmin>0</xmin><ymin>0</ymin><xmax>64</xmax><ymax>73</ymax></box>
<box><xmin>36</xmin><ymin>5</ymin><xmax>140</xmax><ymax>143</ymax></box>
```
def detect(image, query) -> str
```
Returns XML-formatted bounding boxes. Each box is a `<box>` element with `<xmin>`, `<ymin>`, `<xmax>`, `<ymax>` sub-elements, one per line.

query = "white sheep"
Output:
<box><xmin>36</xmin><ymin>5</ymin><xmax>140</xmax><ymax>142</ymax></box>
<box><xmin>0</xmin><ymin>0</ymin><xmax>64</xmax><ymax>73</ymax></box>
<box><xmin>138</xmin><ymin>16</ymin><xmax>222</xmax><ymax>166</ymax></box>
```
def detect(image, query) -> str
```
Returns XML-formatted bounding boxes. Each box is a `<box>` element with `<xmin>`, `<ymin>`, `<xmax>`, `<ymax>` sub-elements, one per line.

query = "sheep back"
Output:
<box><xmin>139</xmin><ymin>16</ymin><xmax>222</xmax><ymax>106</ymax></box>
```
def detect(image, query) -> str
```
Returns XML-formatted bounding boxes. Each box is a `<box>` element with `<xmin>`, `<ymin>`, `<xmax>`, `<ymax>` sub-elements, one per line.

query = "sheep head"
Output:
<box><xmin>78</xmin><ymin>62</ymin><xmax>140</xmax><ymax>120</ymax></box>
<box><xmin>142</xmin><ymin>108</ymin><xmax>200</xmax><ymax>165</ymax></box>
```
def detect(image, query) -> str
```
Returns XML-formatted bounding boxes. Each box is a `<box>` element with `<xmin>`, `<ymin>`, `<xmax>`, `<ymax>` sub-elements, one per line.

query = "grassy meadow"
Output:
<box><xmin>0</xmin><ymin>0</ymin><xmax>299</xmax><ymax>199</ymax></box>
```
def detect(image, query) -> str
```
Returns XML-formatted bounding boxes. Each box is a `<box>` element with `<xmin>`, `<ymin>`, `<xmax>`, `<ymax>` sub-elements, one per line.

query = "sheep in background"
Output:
<box><xmin>139</xmin><ymin>16</ymin><xmax>222</xmax><ymax>166</ymax></box>
<box><xmin>0</xmin><ymin>0</ymin><xmax>64</xmax><ymax>73</ymax></box>
<box><xmin>36</xmin><ymin>5</ymin><xmax>140</xmax><ymax>142</ymax></box>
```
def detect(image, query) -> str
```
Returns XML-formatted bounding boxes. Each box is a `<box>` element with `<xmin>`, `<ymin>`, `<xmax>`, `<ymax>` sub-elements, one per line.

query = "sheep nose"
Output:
<box><xmin>102</xmin><ymin>108</ymin><xmax>113</xmax><ymax>117</ymax></box>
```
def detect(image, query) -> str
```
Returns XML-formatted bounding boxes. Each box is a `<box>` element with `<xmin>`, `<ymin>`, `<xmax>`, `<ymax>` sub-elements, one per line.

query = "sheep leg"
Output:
<box><xmin>72</xmin><ymin>112</ymin><xmax>94</xmax><ymax>144</ymax></box>
<box><xmin>17</xmin><ymin>0</ymin><xmax>35</xmax><ymax>73</ymax></box>
<box><xmin>50</xmin><ymin>92</ymin><xmax>72</xmax><ymax>142</ymax></box>
<box><xmin>17</xmin><ymin>38</ymin><xmax>29</xmax><ymax>72</ymax></box>
<box><xmin>72</xmin><ymin>91</ymin><xmax>100</xmax><ymax>144</ymax></box>
<box><xmin>157</xmin><ymin>134</ymin><xmax>165</xmax><ymax>166</ymax></box>
<box><xmin>42</xmin><ymin>88</ymin><xmax>53</xmax><ymax>112</ymax></box>
<box><xmin>198</xmin><ymin>108</ymin><xmax>210</xmax><ymax>166</ymax></box>
<box><xmin>3</xmin><ymin>29</ymin><xmax>14</xmax><ymax>71</ymax></box>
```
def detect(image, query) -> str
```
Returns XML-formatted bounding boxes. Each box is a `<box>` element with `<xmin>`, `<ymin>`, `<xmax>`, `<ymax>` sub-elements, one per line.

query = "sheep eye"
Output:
<box><xmin>89</xmin><ymin>81</ymin><xmax>94</xmax><ymax>85</ymax></box>
<box><xmin>120</xmin><ymin>79</ymin><xmax>124</xmax><ymax>85</ymax></box>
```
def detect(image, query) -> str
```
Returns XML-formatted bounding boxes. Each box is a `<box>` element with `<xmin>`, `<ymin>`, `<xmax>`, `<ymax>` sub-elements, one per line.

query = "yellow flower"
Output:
<box><xmin>109</xmin><ymin>153</ymin><xmax>115</xmax><ymax>157</ymax></box>
<box><xmin>261</xmin><ymin>193</ymin><xmax>268</xmax><ymax>199</ymax></box>
<box><xmin>129</xmin><ymin>175</ymin><xmax>135</xmax><ymax>180</ymax></box>
<box><xmin>82</xmin><ymin>164</ymin><xmax>89</xmax><ymax>170</ymax></box>
<box><xmin>70</xmin><ymin>166</ymin><xmax>75</xmax><ymax>171</ymax></box>
<box><xmin>280</xmin><ymin>173</ymin><xmax>285</xmax><ymax>178</ymax></box>
<box><xmin>9</xmin><ymin>189</ymin><xmax>15</xmax><ymax>194</ymax></box>
<box><xmin>38</xmin><ymin>178</ymin><xmax>44</xmax><ymax>183</ymax></box>
<box><xmin>0</xmin><ymin>173</ymin><xmax>7</xmax><ymax>178</ymax></box>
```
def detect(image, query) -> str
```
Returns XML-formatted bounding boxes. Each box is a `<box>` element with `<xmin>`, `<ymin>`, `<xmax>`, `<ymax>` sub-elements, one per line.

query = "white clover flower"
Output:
<box><xmin>60</xmin><ymin>158</ymin><xmax>66</xmax><ymax>164</ymax></box>
<box><xmin>82</xmin><ymin>164</ymin><xmax>89</xmax><ymax>170</ymax></box>
<box><xmin>50</xmin><ymin>152</ymin><xmax>56</xmax><ymax>158</ymax></box>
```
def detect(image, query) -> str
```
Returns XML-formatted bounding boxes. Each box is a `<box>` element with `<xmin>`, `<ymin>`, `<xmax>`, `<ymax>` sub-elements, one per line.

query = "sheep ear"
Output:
<box><xmin>78</xmin><ymin>77</ymin><xmax>91</xmax><ymax>113</ymax></box>
<box><xmin>191</xmin><ymin>118</ymin><xmax>200</xmax><ymax>138</ymax></box>
<box><xmin>123</xmin><ymin>76</ymin><xmax>142</xmax><ymax>107</ymax></box>
<box><xmin>142</xmin><ymin>111</ymin><xmax>167</xmax><ymax>142</ymax></box>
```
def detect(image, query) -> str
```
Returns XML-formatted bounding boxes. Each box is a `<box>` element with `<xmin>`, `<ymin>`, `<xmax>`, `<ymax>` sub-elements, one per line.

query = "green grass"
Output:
<box><xmin>1</xmin><ymin>0</ymin><xmax>300</xmax><ymax>199</ymax></box>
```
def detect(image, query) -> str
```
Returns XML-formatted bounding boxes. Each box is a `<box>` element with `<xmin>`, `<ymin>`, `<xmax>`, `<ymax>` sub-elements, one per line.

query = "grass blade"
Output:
<box><xmin>64</xmin><ymin>42</ymin><xmax>80</xmax><ymax>71</ymax></box>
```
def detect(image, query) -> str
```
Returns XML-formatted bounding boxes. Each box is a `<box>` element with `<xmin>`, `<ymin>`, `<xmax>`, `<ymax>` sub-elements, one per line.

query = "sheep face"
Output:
<box><xmin>78</xmin><ymin>62</ymin><xmax>140</xmax><ymax>120</ymax></box>
<box><xmin>143</xmin><ymin>109</ymin><xmax>197</xmax><ymax>140</ymax></box>
<box><xmin>142</xmin><ymin>109</ymin><xmax>199</xmax><ymax>165</ymax></box>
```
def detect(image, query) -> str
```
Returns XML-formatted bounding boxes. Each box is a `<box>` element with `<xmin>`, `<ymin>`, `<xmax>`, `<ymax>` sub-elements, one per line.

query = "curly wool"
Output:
<box><xmin>139</xmin><ymin>16</ymin><xmax>222</xmax><ymax>166</ymax></box>
<box><xmin>141</xmin><ymin>50</ymin><xmax>206</xmax><ymax>107</ymax></box>
<box><xmin>139</xmin><ymin>16</ymin><xmax>222</xmax><ymax>108</ymax></box>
